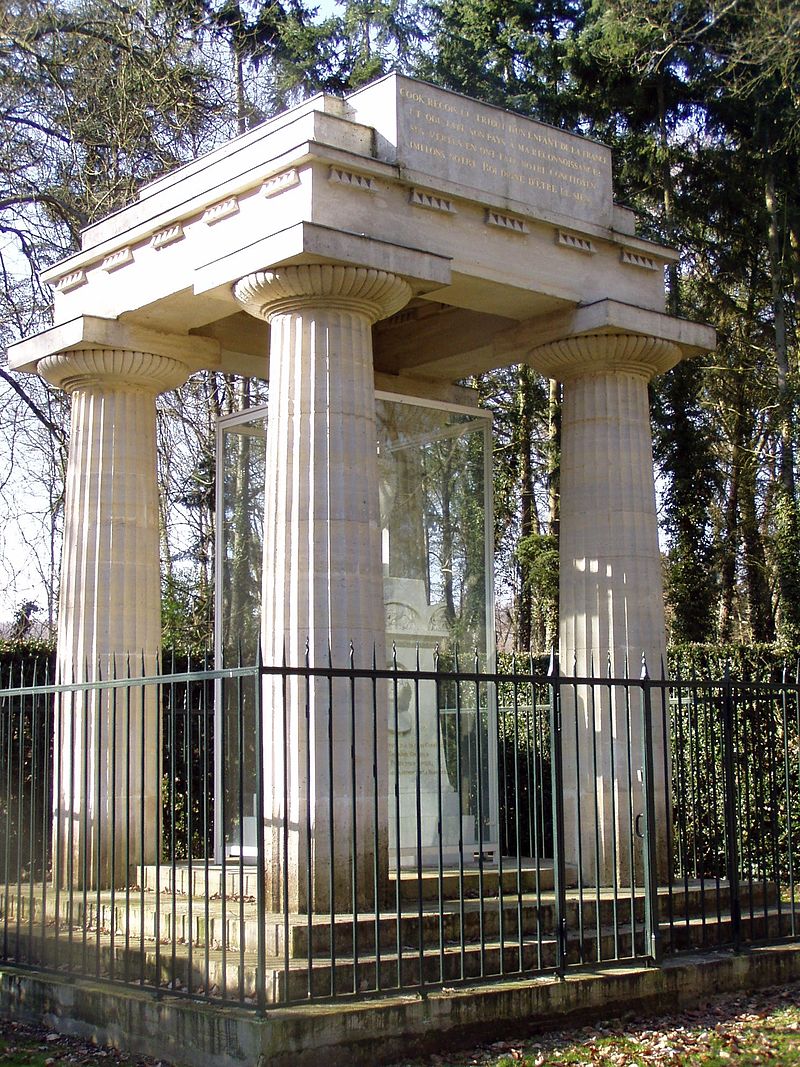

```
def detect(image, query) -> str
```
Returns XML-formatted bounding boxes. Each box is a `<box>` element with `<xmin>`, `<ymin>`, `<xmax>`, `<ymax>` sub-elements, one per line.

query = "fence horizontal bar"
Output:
<box><xmin>0</xmin><ymin>665</ymin><xmax>258</xmax><ymax>700</ymax></box>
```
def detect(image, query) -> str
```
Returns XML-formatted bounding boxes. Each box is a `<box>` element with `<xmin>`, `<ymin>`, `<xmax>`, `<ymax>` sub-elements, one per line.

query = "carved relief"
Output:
<box><xmin>328</xmin><ymin>166</ymin><xmax>375</xmax><ymax>192</ymax></box>
<box><xmin>621</xmin><ymin>248</ymin><xmax>658</xmax><ymax>270</ymax></box>
<box><xmin>202</xmin><ymin>197</ymin><xmax>239</xmax><ymax>225</ymax></box>
<box><xmin>261</xmin><ymin>169</ymin><xmax>300</xmax><ymax>197</ymax></box>
<box><xmin>150</xmin><ymin>223</ymin><xmax>184</xmax><ymax>250</ymax></box>
<box><xmin>55</xmin><ymin>270</ymin><xmax>87</xmax><ymax>293</ymax></box>
<box><xmin>485</xmin><ymin>209</ymin><xmax>529</xmax><ymax>234</ymax></box>
<box><xmin>409</xmin><ymin>188</ymin><xmax>456</xmax><ymax>213</ymax></box>
<box><xmin>100</xmin><ymin>248</ymin><xmax>133</xmax><ymax>272</ymax></box>
<box><xmin>556</xmin><ymin>229</ymin><xmax>595</xmax><ymax>254</ymax></box>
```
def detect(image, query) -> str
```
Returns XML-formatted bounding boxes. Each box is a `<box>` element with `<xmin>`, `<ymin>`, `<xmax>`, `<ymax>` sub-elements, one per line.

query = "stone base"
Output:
<box><xmin>2</xmin><ymin>944</ymin><xmax>800</xmax><ymax>1067</ymax></box>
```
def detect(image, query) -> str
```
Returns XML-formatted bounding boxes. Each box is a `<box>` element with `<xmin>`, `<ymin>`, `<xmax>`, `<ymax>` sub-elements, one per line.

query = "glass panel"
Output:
<box><xmin>214</xmin><ymin>395</ymin><xmax>497</xmax><ymax>866</ymax></box>
<box><xmin>216</xmin><ymin>416</ymin><xmax>267</xmax><ymax>858</ymax></box>
<box><xmin>377</xmin><ymin>398</ymin><xmax>488</xmax><ymax>652</ymax></box>
<box><xmin>219</xmin><ymin>418</ymin><xmax>266</xmax><ymax>669</ymax></box>
<box><xmin>377</xmin><ymin>397</ymin><xmax>496</xmax><ymax>867</ymax></box>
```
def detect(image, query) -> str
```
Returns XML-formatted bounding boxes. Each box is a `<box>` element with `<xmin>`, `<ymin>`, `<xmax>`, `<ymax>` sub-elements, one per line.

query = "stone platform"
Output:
<box><xmin>1</xmin><ymin>942</ymin><xmax>800</xmax><ymax>1067</ymax></box>
<box><xmin>0</xmin><ymin>864</ymin><xmax>790</xmax><ymax>1005</ymax></box>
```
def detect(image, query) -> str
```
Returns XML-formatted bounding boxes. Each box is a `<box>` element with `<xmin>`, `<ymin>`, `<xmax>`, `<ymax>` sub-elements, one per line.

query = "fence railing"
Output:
<box><xmin>0</xmin><ymin>653</ymin><xmax>797</xmax><ymax>1009</ymax></box>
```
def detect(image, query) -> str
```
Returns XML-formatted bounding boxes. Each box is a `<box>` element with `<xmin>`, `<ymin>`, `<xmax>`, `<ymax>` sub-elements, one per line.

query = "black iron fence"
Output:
<box><xmin>0</xmin><ymin>653</ymin><xmax>797</xmax><ymax>1009</ymax></box>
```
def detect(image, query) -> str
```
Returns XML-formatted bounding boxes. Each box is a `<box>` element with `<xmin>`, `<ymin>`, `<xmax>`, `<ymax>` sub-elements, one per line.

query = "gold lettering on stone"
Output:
<box><xmin>400</xmin><ymin>83</ymin><xmax>610</xmax><ymax>218</ymax></box>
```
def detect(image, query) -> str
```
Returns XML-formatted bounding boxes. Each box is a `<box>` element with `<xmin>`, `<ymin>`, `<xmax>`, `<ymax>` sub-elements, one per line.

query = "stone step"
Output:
<box><xmin>1</xmin><ymin>888</ymin><xmax>560</xmax><ymax>957</ymax></box>
<box><xmin>392</xmin><ymin>860</ymin><xmax>575</xmax><ymax>900</ymax></box>
<box><xmin>137</xmin><ymin>863</ymin><xmax>773</xmax><ymax>912</ymax></box>
<box><xmin>0</xmin><ymin>907</ymin><xmax>794</xmax><ymax>1005</ymax></box>
<box><xmin>0</xmin><ymin>880</ymin><xmax>782</xmax><ymax>960</ymax></box>
<box><xmin>137</xmin><ymin>859</ymin><xmax>580</xmax><ymax>903</ymax></box>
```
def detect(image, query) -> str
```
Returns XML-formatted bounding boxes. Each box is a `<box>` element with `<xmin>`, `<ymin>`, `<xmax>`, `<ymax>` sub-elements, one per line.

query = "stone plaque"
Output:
<box><xmin>348</xmin><ymin>74</ymin><xmax>613</xmax><ymax>228</ymax></box>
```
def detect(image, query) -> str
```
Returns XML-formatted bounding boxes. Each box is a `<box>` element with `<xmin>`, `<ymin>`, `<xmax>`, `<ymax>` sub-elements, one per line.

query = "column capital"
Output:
<box><xmin>527</xmin><ymin>332</ymin><xmax>681</xmax><ymax>382</ymax></box>
<box><xmin>38</xmin><ymin>347</ymin><xmax>192</xmax><ymax>395</ymax></box>
<box><xmin>233</xmin><ymin>263</ymin><xmax>412</xmax><ymax>324</ymax></box>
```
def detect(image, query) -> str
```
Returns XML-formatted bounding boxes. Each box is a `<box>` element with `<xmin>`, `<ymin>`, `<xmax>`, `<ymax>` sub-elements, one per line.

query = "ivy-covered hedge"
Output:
<box><xmin>3</xmin><ymin>639</ymin><xmax>796</xmax><ymax>684</ymax></box>
<box><xmin>668</xmin><ymin>642</ymin><xmax>800</xmax><ymax>682</ymax></box>
<box><xmin>492</xmin><ymin>644</ymin><xmax>800</xmax><ymax>870</ymax></box>
<box><xmin>496</xmin><ymin>644</ymin><xmax>800</xmax><ymax>683</ymax></box>
<box><xmin>0</xmin><ymin>640</ymin><xmax>214</xmax><ymax>687</ymax></box>
<box><xmin>0</xmin><ymin>638</ymin><xmax>55</xmax><ymax>684</ymax></box>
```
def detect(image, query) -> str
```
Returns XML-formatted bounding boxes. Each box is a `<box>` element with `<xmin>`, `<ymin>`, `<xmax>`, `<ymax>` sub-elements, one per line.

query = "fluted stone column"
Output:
<box><xmin>528</xmin><ymin>334</ymin><xmax>680</xmax><ymax>886</ymax></box>
<box><xmin>39</xmin><ymin>348</ymin><xmax>192</xmax><ymax>889</ymax></box>
<box><xmin>234</xmin><ymin>264</ymin><xmax>411</xmax><ymax>913</ymax></box>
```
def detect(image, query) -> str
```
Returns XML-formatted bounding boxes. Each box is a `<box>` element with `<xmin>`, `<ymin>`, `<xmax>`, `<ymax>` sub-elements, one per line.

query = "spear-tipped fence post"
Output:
<box><xmin>254</xmin><ymin>638</ymin><xmax>267</xmax><ymax>1011</ymax></box>
<box><xmin>721</xmin><ymin>662</ymin><xmax>741</xmax><ymax>951</ymax></box>
<box><xmin>640</xmin><ymin>653</ymin><xmax>662</xmax><ymax>964</ymax></box>
<box><xmin>548</xmin><ymin>648</ymin><xmax>567</xmax><ymax>976</ymax></box>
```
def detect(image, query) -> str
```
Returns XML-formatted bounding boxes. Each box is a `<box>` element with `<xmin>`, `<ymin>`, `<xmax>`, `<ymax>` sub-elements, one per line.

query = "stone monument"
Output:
<box><xmin>9</xmin><ymin>74</ymin><xmax>714</xmax><ymax>900</ymax></box>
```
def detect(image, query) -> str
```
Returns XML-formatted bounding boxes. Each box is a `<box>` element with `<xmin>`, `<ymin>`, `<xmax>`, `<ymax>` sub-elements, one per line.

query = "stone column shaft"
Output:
<box><xmin>560</xmin><ymin>369</ymin><xmax>666</xmax><ymax>674</ymax></box>
<box><xmin>40</xmin><ymin>348</ymin><xmax>190</xmax><ymax>888</ymax></box>
<box><xmin>235</xmin><ymin>264</ymin><xmax>411</xmax><ymax>913</ymax></box>
<box><xmin>529</xmin><ymin>334</ymin><xmax>680</xmax><ymax>887</ymax></box>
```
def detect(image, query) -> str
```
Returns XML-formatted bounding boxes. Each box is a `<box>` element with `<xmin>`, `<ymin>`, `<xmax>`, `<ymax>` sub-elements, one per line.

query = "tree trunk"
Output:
<box><xmin>764</xmin><ymin>156</ymin><xmax>794</xmax><ymax>497</ymax></box>
<box><xmin>657</xmin><ymin>77</ymin><xmax>680</xmax><ymax>317</ymax></box>
<box><xmin>718</xmin><ymin>408</ymin><xmax>740</xmax><ymax>642</ymax></box>
<box><xmin>441</xmin><ymin>465</ymin><xmax>456</xmax><ymax>625</ymax></box>
<box><xmin>235</xmin><ymin>38</ymin><xmax>247</xmax><ymax>135</ymax></box>
<box><xmin>546</xmin><ymin>376</ymin><xmax>560</xmax><ymax>649</ymax></box>
<box><xmin>741</xmin><ymin>459</ymin><xmax>775</xmax><ymax>643</ymax></box>
<box><xmin>547</xmin><ymin>376</ymin><xmax>560</xmax><ymax>539</ymax></box>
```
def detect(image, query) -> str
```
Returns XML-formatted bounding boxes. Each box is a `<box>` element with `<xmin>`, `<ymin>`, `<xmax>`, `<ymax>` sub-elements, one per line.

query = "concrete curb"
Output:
<box><xmin>2</xmin><ymin>944</ymin><xmax>800</xmax><ymax>1066</ymax></box>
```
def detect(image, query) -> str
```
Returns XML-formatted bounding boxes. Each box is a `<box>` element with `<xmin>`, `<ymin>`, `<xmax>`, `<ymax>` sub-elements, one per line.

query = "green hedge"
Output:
<box><xmin>0</xmin><ymin>641</ymin><xmax>214</xmax><ymax>687</ymax></box>
<box><xmin>668</xmin><ymin>642</ymin><xmax>800</xmax><ymax>682</ymax></box>
<box><xmin>0</xmin><ymin>638</ymin><xmax>55</xmax><ymax>685</ymax></box>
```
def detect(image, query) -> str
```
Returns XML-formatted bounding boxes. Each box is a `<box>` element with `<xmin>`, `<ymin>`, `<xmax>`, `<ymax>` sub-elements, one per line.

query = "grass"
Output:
<box><xmin>490</xmin><ymin>1009</ymin><xmax>800</xmax><ymax>1064</ymax></box>
<box><xmin>0</xmin><ymin>1038</ymin><xmax>56</xmax><ymax>1066</ymax></box>
<box><xmin>0</xmin><ymin>1026</ymin><xmax>149</xmax><ymax>1066</ymax></box>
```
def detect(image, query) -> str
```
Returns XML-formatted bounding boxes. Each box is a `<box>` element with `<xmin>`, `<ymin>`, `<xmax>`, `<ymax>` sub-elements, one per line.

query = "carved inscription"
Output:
<box><xmin>396</xmin><ymin>81</ymin><xmax>612</xmax><ymax>224</ymax></box>
<box><xmin>390</xmin><ymin>732</ymin><xmax>441</xmax><ymax>778</ymax></box>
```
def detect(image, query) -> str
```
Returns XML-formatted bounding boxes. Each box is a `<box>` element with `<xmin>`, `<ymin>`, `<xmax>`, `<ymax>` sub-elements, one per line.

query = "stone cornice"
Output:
<box><xmin>40</xmin><ymin>139</ymin><xmax>677</xmax><ymax>293</ymax></box>
<box><xmin>233</xmin><ymin>264</ymin><xmax>412</xmax><ymax>324</ymax></box>
<box><xmin>195</xmin><ymin>222</ymin><xmax>451</xmax><ymax>297</ymax></box>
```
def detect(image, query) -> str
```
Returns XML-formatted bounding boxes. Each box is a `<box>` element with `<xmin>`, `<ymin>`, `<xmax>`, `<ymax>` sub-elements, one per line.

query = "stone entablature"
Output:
<box><xmin>9</xmin><ymin>74</ymin><xmax>704</xmax><ymax>388</ymax></box>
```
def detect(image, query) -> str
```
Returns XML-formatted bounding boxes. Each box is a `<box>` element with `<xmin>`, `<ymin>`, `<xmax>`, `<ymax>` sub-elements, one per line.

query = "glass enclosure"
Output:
<box><xmin>214</xmin><ymin>393</ymin><xmax>496</xmax><ymax>867</ymax></box>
